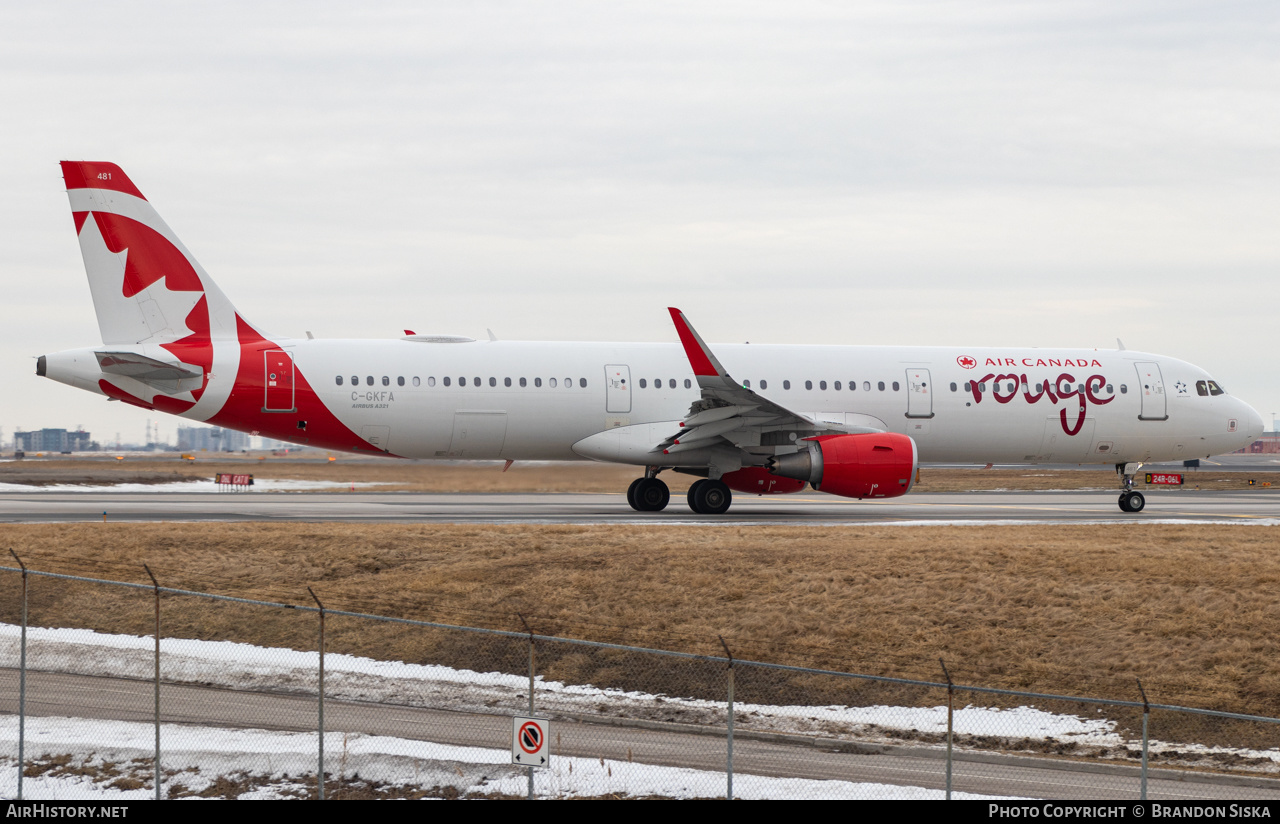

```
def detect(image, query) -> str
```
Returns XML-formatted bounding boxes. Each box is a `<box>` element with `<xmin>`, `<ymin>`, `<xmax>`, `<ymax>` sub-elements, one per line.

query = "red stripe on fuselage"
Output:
<box><xmin>206</xmin><ymin>316</ymin><xmax>392</xmax><ymax>455</ymax></box>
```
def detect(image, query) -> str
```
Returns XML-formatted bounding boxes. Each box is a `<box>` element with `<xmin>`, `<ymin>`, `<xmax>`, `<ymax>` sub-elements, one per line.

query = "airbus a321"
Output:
<box><xmin>38</xmin><ymin>162</ymin><xmax>1265</xmax><ymax>514</ymax></box>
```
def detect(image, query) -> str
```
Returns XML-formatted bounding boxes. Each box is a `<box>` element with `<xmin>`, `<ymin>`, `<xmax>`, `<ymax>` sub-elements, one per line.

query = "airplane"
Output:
<box><xmin>38</xmin><ymin>162</ymin><xmax>1266</xmax><ymax>515</ymax></box>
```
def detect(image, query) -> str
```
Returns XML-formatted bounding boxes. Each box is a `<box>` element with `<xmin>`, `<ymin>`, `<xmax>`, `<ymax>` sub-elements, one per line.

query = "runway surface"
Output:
<box><xmin>0</xmin><ymin>488</ymin><xmax>1275</xmax><ymax>525</ymax></box>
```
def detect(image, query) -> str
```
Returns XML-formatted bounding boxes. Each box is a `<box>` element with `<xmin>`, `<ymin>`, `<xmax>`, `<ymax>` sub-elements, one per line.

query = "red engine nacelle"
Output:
<box><xmin>719</xmin><ymin>466</ymin><xmax>807</xmax><ymax>495</ymax></box>
<box><xmin>767</xmin><ymin>432</ymin><xmax>918</xmax><ymax>500</ymax></box>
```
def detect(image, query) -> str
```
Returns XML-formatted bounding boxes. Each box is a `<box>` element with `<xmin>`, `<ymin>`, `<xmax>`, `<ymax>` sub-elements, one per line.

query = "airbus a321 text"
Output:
<box><xmin>39</xmin><ymin>162</ymin><xmax>1265</xmax><ymax>514</ymax></box>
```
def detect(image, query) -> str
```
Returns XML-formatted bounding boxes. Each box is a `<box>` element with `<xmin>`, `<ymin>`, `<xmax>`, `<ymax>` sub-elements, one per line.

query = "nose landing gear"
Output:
<box><xmin>1116</xmin><ymin>463</ymin><xmax>1146</xmax><ymax>513</ymax></box>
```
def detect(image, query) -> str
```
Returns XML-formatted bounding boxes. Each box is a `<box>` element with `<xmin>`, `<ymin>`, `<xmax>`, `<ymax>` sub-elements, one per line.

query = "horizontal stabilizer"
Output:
<box><xmin>96</xmin><ymin>351</ymin><xmax>202</xmax><ymax>393</ymax></box>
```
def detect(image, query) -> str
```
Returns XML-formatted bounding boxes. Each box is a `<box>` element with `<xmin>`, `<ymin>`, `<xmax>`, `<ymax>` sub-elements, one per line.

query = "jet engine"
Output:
<box><xmin>767</xmin><ymin>433</ymin><xmax>918</xmax><ymax>499</ymax></box>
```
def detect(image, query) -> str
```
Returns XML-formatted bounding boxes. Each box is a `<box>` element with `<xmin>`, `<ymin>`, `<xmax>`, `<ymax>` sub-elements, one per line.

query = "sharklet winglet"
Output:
<box><xmin>668</xmin><ymin>307</ymin><xmax>727</xmax><ymax>379</ymax></box>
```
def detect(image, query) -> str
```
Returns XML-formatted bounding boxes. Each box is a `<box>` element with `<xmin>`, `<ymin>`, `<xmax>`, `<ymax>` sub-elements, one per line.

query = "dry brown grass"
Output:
<box><xmin>0</xmin><ymin>456</ymin><xmax>1268</xmax><ymax>493</ymax></box>
<box><xmin>3</xmin><ymin>521</ymin><xmax>1279</xmax><ymax>725</ymax></box>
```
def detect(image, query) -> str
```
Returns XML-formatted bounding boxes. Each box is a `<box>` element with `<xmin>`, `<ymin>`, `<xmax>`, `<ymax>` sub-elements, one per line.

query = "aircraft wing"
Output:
<box><xmin>659</xmin><ymin>307</ymin><xmax>881</xmax><ymax>457</ymax></box>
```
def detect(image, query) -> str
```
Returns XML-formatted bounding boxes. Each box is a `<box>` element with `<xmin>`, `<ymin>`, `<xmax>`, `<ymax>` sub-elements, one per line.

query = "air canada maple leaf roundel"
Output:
<box><xmin>957</xmin><ymin>355</ymin><xmax>977</xmax><ymax>369</ymax></box>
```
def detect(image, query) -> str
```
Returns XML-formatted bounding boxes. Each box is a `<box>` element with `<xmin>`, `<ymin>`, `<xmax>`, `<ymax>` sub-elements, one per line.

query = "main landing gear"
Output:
<box><xmin>687</xmin><ymin>478</ymin><xmax>732</xmax><ymax>515</ymax></box>
<box><xmin>1116</xmin><ymin>463</ymin><xmax>1146</xmax><ymax>513</ymax></box>
<box><xmin>626</xmin><ymin>475</ymin><xmax>670</xmax><ymax>512</ymax></box>
<box><xmin>625</xmin><ymin>470</ymin><xmax>733</xmax><ymax>514</ymax></box>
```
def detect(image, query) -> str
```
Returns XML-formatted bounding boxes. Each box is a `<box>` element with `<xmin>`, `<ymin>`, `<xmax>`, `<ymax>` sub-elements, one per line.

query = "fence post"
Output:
<box><xmin>143</xmin><ymin>565</ymin><xmax>161</xmax><ymax>800</ymax></box>
<box><xmin>518</xmin><ymin>614</ymin><xmax>536</xmax><ymax>800</ymax></box>
<box><xmin>309</xmin><ymin>588</ymin><xmax>326</xmax><ymax>800</ymax></box>
<box><xmin>10</xmin><ymin>551</ymin><xmax>26</xmax><ymax>801</ymax></box>
<box><xmin>940</xmin><ymin>658</ymin><xmax>954</xmax><ymax>801</ymax></box>
<box><xmin>719</xmin><ymin>636</ymin><xmax>734</xmax><ymax>801</ymax></box>
<box><xmin>1137</xmin><ymin>679</ymin><xmax>1150</xmax><ymax>800</ymax></box>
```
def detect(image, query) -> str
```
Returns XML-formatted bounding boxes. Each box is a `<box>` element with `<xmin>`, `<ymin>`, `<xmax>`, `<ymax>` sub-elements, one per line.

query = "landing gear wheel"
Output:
<box><xmin>1116</xmin><ymin>463</ymin><xmax>1147</xmax><ymax>514</ymax></box>
<box><xmin>626</xmin><ymin>478</ymin><xmax>643</xmax><ymax>511</ymax></box>
<box><xmin>690</xmin><ymin>479</ymin><xmax>732</xmax><ymax>515</ymax></box>
<box><xmin>1122</xmin><ymin>490</ymin><xmax>1146</xmax><ymax>513</ymax></box>
<box><xmin>633</xmin><ymin>478</ymin><xmax>670</xmax><ymax>512</ymax></box>
<box><xmin>687</xmin><ymin>479</ymin><xmax>707</xmax><ymax>512</ymax></box>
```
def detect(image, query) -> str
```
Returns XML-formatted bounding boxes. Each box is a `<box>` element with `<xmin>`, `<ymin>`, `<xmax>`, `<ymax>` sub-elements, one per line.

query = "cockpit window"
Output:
<box><xmin>1207</xmin><ymin>380</ymin><xmax>1225</xmax><ymax>396</ymax></box>
<box><xmin>1196</xmin><ymin>380</ymin><xmax>1209</xmax><ymax>397</ymax></box>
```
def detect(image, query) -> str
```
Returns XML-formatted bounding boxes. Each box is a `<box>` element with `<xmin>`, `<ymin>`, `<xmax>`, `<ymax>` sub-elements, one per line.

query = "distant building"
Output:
<box><xmin>1234</xmin><ymin>433</ymin><xmax>1280</xmax><ymax>455</ymax></box>
<box><xmin>14</xmin><ymin>428</ymin><xmax>95</xmax><ymax>452</ymax></box>
<box><xmin>177</xmin><ymin>426</ymin><xmax>251</xmax><ymax>452</ymax></box>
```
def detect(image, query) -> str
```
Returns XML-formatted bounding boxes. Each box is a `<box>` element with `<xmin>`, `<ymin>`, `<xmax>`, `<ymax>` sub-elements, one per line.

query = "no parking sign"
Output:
<box><xmin>511</xmin><ymin>716</ymin><xmax>550</xmax><ymax>767</ymax></box>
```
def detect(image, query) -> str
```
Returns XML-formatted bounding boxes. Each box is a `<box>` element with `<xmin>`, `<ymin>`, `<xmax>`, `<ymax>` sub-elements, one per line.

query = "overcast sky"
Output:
<box><xmin>4</xmin><ymin>1</ymin><xmax>1278</xmax><ymax>445</ymax></box>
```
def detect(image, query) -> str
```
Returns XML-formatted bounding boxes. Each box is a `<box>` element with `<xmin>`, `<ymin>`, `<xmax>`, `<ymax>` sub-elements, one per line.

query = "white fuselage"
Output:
<box><xmin>267</xmin><ymin>338</ymin><xmax>1256</xmax><ymax>464</ymax></box>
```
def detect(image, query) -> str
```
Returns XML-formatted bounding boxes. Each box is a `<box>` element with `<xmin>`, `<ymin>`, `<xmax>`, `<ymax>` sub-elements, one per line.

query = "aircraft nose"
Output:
<box><xmin>1236</xmin><ymin>399</ymin><xmax>1265</xmax><ymax>439</ymax></box>
<box><xmin>1246</xmin><ymin>402</ymin><xmax>1265</xmax><ymax>437</ymax></box>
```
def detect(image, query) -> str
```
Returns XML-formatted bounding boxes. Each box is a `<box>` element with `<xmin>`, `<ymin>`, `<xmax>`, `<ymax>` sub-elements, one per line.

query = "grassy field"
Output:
<box><xmin>2</xmin><ymin>521</ymin><xmax>1278</xmax><ymax>728</ymax></box>
<box><xmin>0</xmin><ymin>455</ymin><xmax>1268</xmax><ymax>493</ymax></box>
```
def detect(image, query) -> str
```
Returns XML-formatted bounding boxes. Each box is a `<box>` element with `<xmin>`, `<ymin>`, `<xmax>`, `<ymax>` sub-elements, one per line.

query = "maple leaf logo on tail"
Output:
<box><xmin>60</xmin><ymin>161</ymin><xmax>248</xmax><ymax>416</ymax></box>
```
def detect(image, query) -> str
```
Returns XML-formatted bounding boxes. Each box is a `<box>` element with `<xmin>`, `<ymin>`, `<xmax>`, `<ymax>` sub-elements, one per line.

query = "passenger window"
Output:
<box><xmin>949</xmin><ymin>382</ymin><xmax>957</xmax><ymax>391</ymax></box>
<box><xmin>805</xmin><ymin>380</ymin><xmax>812</xmax><ymax>390</ymax></box>
<box><xmin>820</xmin><ymin>381</ymin><xmax>827</xmax><ymax>390</ymax></box>
<box><xmin>1106</xmin><ymin>384</ymin><xmax>1112</xmax><ymax>393</ymax></box>
<box><xmin>669</xmin><ymin>379</ymin><xmax>676</xmax><ymax>389</ymax></box>
<box><xmin>366</xmin><ymin>376</ymin><xmax>374</xmax><ymax>386</ymax></box>
<box><xmin>640</xmin><ymin>378</ymin><xmax>647</xmax><ymax>388</ymax></box>
<box><xmin>487</xmin><ymin>377</ymin><xmax>495</xmax><ymax>387</ymax></box>
<box><xmin>443</xmin><ymin>377</ymin><xmax>451</xmax><ymax>387</ymax></box>
<box><xmin>742</xmin><ymin>379</ymin><xmax>749</xmax><ymax>388</ymax></box>
<box><xmin>964</xmin><ymin>382</ymin><xmax>971</xmax><ymax>392</ymax></box>
<box><xmin>504</xmin><ymin>377</ymin><xmax>512</xmax><ymax>387</ymax></box>
<box><xmin>834</xmin><ymin>381</ymin><xmax>841</xmax><ymax>390</ymax></box>
<box><xmin>579</xmin><ymin>378</ymin><xmax>587</xmax><ymax>388</ymax></box>
<box><xmin>878</xmin><ymin>381</ymin><xmax>885</xmax><ymax>391</ymax></box>
<box><xmin>335</xmin><ymin>376</ymin><xmax>343</xmax><ymax>386</ymax></box>
<box><xmin>654</xmin><ymin>378</ymin><xmax>661</xmax><ymax>387</ymax></box>
<box><xmin>760</xmin><ymin>379</ymin><xmax>768</xmax><ymax>390</ymax></box>
<box><xmin>1120</xmin><ymin>384</ymin><xmax>1127</xmax><ymax>393</ymax></box>
<box><xmin>863</xmin><ymin>381</ymin><xmax>871</xmax><ymax>391</ymax></box>
<box><xmin>978</xmin><ymin>382</ymin><xmax>986</xmax><ymax>392</ymax></box>
<box><xmin>459</xmin><ymin>377</ymin><xmax>467</xmax><ymax>386</ymax></box>
<box><xmin>549</xmin><ymin>378</ymin><xmax>558</xmax><ymax>388</ymax></box>
<box><xmin>351</xmin><ymin>376</ymin><xmax>358</xmax><ymax>386</ymax></box>
<box><xmin>893</xmin><ymin>381</ymin><xmax>900</xmax><ymax>391</ymax></box>
<box><xmin>684</xmin><ymin>379</ymin><xmax>691</xmax><ymax>389</ymax></box>
<box><xmin>382</xmin><ymin>376</ymin><xmax>390</xmax><ymax>386</ymax></box>
<box><xmin>535</xmin><ymin>377</ymin><xmax>542</xmax><ymax>387</ymax></box>
<box><xmin>520</xmin><ymin>377</ymin><xmax>527</xmax><ymax>387</ymax></box>
<box><xmin>397</xmin><ymin>376</ymin><xmax>405</xmax><ymax>386</ymax></box>
<box><xmin>474</xmin><ymin>377</ymin><xmax>481</xmax><ymax>386</ymax></box>
<box><xmin>783</xmin><ymin>380</ymin><xmax>791</xmax><ymax>390</ymax></box>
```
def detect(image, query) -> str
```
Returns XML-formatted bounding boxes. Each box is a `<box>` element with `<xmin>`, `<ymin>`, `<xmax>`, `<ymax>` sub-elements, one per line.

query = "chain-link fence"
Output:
<box><xmin>3</xmin><ymin>561</ymin><xmax>1280</xmax><ymax>801</ymax></box>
